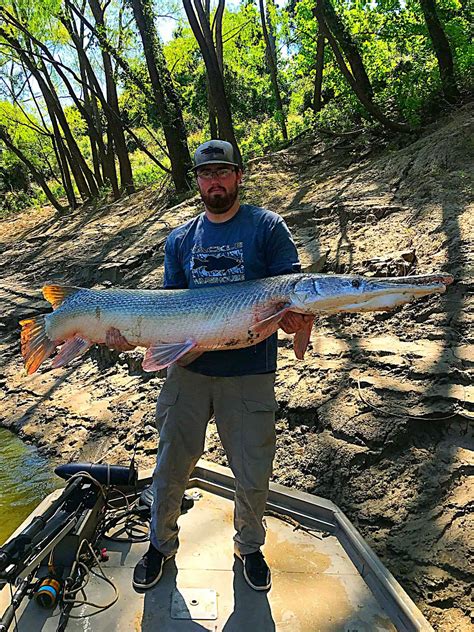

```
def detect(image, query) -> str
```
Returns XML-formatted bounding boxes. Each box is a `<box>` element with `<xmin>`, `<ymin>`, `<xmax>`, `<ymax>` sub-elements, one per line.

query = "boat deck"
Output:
<box><xmin>1</xmin><ymin>461</ymin><xmax>433</xmax><ymax>631</ymax></box>
<box><xmin>5</xmin><ymin>487</ymin><xmax>397</xmax><ymax>631</ymax></box>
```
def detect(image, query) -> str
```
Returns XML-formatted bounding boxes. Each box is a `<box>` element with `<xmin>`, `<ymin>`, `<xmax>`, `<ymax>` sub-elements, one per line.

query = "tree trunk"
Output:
<box><xmin>77</xmin><ymin>11</ymin><xmax>103</xmax><ymax>188</ymax></box>
<box><xmin>313</xmin><ymin>34</ymin><xmax>325</xmax><ymax>112</ymax></box>
<box><xmin>38</xmin><ymin>57</ymin><xmax>98</xmax><ymax>197</ymax></box>
<box><xmin>313</xmin><ymin>0</ymin><xmax>411</xmax><ymax>132</ymax></box>
<box><xmin>419</xmin><ymin>0</ymin><xmax>459</xmax><ymax>101</ymax></box>
<box><xmin>212</xmin><ymin>0</ymin><xmax>225</xmax><ymax>137</ymax></box>
<box><xmin>50</xmin><ymin>114</ymin><xmax>78</xmax><ymax>209</ymax></box>
<box><xmin>0</xmin><ymin>126</ymin><xmax>65</xmax><ymax>212</ymax></box>
<box><xmin>34</xmin><ymin>32</ymin><xmax>106</xmax><ymax>191</ymax></box>
<box><xmin>320</xmin><ymin>0</ymin><xmax>373</xmax><ymax>98</ymax></box>
<box><xmin>26</xmin><ymin>73</ymin><xmax>77</xmax><ymax>208</ymax></box>
<box><xmin>0</xmin><ymin>10</ymin><xmax>99</xmax><ymax>200</ymax></box>
<box><xmin>258</xmin><ymin>0</ymin><xmax>288</xmax><ymax>140</ymax></box>
<box><xmin>128</xmin><ymin>0</ymin><xmax>192</xmax><ymax>192</ymax></box>
<box><xmin>62</xmin><ymin>9</ymin><xmax>170</xmax><ymax>183</ymax></box>
<box><xmin>205</xmin><ymin>0</ymin><xmax>217</xmax><ymax>137</ymax></box>
<box><xmin>61</xmin><ymin>9</ymin><xmax>121</xmax><ymax>198</ymax></box>
<box><xmin>183</xmin><ymin>0</ymin><xmax>241</xmax><ymax>163</ymax></box>
<box><xmin>88</xmin><ymin>0</ymin><xmax>135</xmax><ymax>194</ymax></box>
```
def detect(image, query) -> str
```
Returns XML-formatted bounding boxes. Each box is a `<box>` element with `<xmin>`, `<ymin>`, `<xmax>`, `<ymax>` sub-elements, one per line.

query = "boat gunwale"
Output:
<box><xmin>1</xmin><ymin>459</ymin><xmax>433</xmax><ymax>632</ymax></box>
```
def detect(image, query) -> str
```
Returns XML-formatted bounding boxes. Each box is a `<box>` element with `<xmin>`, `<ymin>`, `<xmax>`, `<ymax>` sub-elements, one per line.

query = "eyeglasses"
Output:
<box><xmin>196</xmin><ymin>167</ymin><xmax>235</xmax><ymax>180</ymax></box>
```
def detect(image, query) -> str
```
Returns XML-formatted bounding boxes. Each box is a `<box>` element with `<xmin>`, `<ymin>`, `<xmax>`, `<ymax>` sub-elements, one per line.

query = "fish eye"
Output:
<box><xmin>351</xmin><ymin>279</ymin><xmax>361</xmax><ymax>288</ymax></box>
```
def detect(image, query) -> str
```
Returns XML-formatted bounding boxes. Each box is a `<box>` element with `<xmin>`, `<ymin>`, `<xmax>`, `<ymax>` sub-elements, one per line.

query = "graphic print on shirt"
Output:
<box><xmin>190</xmin><ymin>243</ymin><xmax>245</xmax><ymax>285</ymax></box>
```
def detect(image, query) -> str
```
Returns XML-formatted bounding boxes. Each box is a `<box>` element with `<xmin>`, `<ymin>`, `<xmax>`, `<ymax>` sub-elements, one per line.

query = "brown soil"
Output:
<box><xmin>1</xmin><ymin>104</ymin><xmax>473</xmax><ymax>630</ymax></box>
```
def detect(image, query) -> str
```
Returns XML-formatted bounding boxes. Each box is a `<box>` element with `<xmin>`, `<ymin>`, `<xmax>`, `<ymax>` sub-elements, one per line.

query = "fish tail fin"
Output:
<box><xmin>43</xmin><ymin>284</ymin><xmax>81</xmax><ymax>310</ymax></box>
<box><xmin>19</xmin><ymin>316</ymin><xmax>56</xmax><ymax>374</ymax></box>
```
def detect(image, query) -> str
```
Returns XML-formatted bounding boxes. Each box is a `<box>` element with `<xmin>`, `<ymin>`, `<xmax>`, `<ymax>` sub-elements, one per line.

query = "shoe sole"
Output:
<box><xmin>132</xmin><ymin>555</ymin><xmax>172</xmax><ymax>590</ymax></box>
<box><xmin>243</xmin><ymin>565</ymin><xmax>272</xmax><ymax>591</ymax></box>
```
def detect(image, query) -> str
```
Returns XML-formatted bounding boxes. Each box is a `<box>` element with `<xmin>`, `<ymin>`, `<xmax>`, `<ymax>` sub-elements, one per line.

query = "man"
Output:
<box><xmin>131</xmin><ymin>140</ymin><xmax>309</xmax><ymax>592</ymax></box>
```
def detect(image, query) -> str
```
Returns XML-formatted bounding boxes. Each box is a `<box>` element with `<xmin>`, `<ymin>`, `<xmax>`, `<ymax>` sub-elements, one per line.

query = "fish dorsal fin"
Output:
<box><xmin>43</xmin><ymin>284</ymin><xmax>82</xmax><ymax>310</ymax></box>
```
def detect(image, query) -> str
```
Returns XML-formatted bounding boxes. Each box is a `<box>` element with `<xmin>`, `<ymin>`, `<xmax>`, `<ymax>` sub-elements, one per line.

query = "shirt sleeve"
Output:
<box><xmin>163</xmin><ymin>234</ymin><xmax>188</xmax><ymax>289</ymax></box>
<box><xmin>266</xmin><ymin>217</ymin><xmax>301</xmax><ymax>276</ymax></box>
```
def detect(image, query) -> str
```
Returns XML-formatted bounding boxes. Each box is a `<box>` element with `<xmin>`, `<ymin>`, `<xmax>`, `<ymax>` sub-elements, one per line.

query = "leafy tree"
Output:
<box><xmin>128</xmin><ymin>0</ymin><xmax>192</xmax><ymax>192</ymax></box>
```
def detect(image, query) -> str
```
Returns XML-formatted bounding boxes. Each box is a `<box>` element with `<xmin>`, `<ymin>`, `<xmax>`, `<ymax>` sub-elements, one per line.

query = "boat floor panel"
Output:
<box><xmin>4</xmin><ymin>488</ymin><xmax>397</xmax><ymax>631</ymax></box>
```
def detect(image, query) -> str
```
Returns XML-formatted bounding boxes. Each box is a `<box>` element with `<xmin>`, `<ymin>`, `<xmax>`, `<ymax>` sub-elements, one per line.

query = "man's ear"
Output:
<box><xmin>236</xmin><ymin>168</ymin><xmax>243</xmax><ymax>184</ymax></box>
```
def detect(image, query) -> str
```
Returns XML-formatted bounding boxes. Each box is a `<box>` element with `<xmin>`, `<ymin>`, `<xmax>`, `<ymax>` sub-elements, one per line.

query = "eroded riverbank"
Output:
<box><xmin>1</xmin><ymin>106</ymin><xmax>473</xmax><ymax>630</ymax></box>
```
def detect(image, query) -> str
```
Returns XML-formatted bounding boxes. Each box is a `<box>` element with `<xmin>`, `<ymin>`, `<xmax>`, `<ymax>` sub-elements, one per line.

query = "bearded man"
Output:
<box><xmin>132</xmin><ymin>140</ymin><xmax>310</xmax><ymax>592</ymax></box>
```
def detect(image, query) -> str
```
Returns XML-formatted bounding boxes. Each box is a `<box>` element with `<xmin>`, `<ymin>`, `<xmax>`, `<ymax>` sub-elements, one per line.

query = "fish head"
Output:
<box><xmin>290</xmin><ymin>273</ymin><xmax>454</xmax><ymax>314</ymax></box>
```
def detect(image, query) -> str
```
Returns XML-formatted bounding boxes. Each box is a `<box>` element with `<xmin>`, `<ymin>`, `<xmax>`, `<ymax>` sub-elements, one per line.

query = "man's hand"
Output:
<box><xmin>279</xmin><ymin>310</ymin><xmax>313</xmax><ymax>334</ymax></box>
<box><xmin>105</xmin><ymin>327</ymin><xmax>137</xmax><ymax>352</ymax></box>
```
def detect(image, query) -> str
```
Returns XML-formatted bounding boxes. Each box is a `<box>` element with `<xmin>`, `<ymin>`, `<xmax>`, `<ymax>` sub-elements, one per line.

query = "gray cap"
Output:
<box><xmin>192</xmin><ymin>140</ymin><xmax>239</xmax><ymax>171</ymax></box>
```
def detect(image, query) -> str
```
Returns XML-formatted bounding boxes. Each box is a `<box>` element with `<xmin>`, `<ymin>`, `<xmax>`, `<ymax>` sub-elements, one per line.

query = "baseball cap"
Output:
<box><xmin>191</xmin><ymin>140</ymin><xmax>239</xmax><ymax>171</ymax></box>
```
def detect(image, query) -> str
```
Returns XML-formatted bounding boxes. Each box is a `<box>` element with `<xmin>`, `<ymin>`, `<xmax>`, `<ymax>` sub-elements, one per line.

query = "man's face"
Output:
<box><xmin>196</xmin><ymin>165</ymin><xmax>242</xmax><ymax>214</ymax></box>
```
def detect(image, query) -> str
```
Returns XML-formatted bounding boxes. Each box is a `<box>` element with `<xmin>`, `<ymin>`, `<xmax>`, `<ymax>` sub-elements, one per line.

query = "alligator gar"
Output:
<box><xmin>20</xmin><ymin>272</ymin><xmax>453</xmax><ymax>374</ymax></box>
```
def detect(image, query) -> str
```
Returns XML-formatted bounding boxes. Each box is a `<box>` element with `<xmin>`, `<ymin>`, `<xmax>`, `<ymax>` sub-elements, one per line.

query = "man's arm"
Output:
<box><xmin>266</xmin><ymin>218</ymin><xmax>312</xmax><ymax>334</ymax></box>
<box><xmin>163</xmin><ymin>234</ymin><xmax>187</xmax><ymax>289</ymax></box>
<box><xmin>266</xmin><ymin>217</ymin><xmax>301</xmax><ymax>277</ymax></box>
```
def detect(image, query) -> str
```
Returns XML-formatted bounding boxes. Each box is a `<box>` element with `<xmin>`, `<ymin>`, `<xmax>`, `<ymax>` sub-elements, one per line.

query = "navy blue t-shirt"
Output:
<box><xmin>164</xmin><ymin>204</ymin><xmax>300</xmax><ymax>376</ymax></box>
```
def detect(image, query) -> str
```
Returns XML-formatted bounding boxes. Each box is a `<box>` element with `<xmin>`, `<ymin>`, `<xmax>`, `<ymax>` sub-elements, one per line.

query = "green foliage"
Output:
<box><xmin>0</xmin><ymin>190</ymin><xmax>34</xmax><ymax>216</ymax></box>
<box><xmin>0</xmin><ymin>101</ymin><xmax>56</xmax><ymax>172</ymax></box>
<box><xmin>0</xmin><ymin>161</ymin><xmax>30</xmax><ymax>192</ymax></box>
<box><xmin>129</xmin><ymin>147</ymin><xmax>168</xmax><ymax>187</ymax></box>
<box><xmin>0</xmin><ymin>161</ymin><xmax>32</xmax><ymax>217</ymax></box>
<box><xmin>290</xmin><ymin>0</ymin><xmax>473</xmax><ymax>129</ymax></box>
<box><xmin>0</xmin><ymin>0</ymin><xmax>472</xmax><ymax>215</ymax></box>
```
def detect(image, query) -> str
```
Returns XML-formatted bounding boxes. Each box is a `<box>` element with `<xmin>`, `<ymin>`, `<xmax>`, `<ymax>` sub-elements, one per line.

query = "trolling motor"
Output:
<box><xmin>55</xmin><ymin>462</ymin><xmax>138</xmax><ymax>486</ymax></box>
<box><xmin>0</xmin><ymin>462</ymin><xmax>138</xmax><ymax>583</ymax></box>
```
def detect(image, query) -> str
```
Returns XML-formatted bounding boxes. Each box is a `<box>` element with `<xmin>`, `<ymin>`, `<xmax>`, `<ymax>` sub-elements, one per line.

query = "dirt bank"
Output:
<box><xmin>1</xmin><ymin>104</ymin><xmax>473</xmax><ymax>630</ymax></box>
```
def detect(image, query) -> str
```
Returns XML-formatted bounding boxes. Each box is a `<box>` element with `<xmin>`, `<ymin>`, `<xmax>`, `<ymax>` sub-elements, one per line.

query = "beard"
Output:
<box><xmin>200</xmin><ymin>183</ymin><xmax>239</xmax><ymax>214</ymax></box>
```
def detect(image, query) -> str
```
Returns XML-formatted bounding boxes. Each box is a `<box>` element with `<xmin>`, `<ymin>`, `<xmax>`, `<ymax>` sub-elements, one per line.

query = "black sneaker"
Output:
<box><xmin>241</xmin><ymin>551</ymin><xmax>272</xmax><ymax>591</ymax></box>
<box><xmin>133</xmin><ymin>544</ymin><xmax>171</xmax><ymax>589</ymax></box>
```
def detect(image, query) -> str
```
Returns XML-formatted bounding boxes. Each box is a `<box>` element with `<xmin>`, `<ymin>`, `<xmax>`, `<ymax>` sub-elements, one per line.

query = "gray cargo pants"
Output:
<box><xmin>150</xmin><ymin>364</ymin><xmax>278</xmax><ymax>557</ymax></box>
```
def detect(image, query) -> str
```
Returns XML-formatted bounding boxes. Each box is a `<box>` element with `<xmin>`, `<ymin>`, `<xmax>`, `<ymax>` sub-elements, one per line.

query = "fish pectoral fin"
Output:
<box><xmin>293</xmin><ymin>317</ymin><xmax>314</xmax><ymax>360</ymax></box>
<box><xmin>142</xmin><ymin>340</ymin><xmax>197</xmax><ymax>372</ymax></box>
<box><xmin>177</xmin><ymin>350</ymin><xmax>204</xmax><ymax>367</ymax></box>
<box><xmin>52</xmin><ymin>335</ymin><xmax>92</xmax><ymax>368</ymax></box>
<box><xmin>249</xmin><ymin>306</ymin><xmax>291</xmax><ymax>335</ymax></box>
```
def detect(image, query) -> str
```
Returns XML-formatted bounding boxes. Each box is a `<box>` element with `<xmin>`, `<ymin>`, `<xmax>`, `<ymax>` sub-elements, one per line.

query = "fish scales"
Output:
<box><xmin>19</xmin><ymin>272</ymin><xmax>453</xmax><ymax>374</ymax></box>
<box><xmin>45</xmin><ymin>276</ymin><xmax>294</xmax><ymax>349</ymax></box>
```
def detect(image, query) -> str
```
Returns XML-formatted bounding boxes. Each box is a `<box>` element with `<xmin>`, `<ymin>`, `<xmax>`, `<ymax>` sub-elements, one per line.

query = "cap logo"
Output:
<box><xmin>201</xmin><ymin>146</ymin><xmax>225</xmax><ymax>156</ymax></box>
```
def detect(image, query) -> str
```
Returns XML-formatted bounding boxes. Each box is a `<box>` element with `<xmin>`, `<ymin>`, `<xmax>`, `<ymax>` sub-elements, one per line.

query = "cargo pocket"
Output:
<box><xmin>240</xmin><ymin>395</ymin><xmax>277</xmax><ymax>486</ymax></box>
<box><xmin>155</xmin><ymin>381</ymin><xmax>179</xmax><ymax>432</ymax></box>
<box><xmin>241</xmin><ymin>381</ymin><xmax>278</xmax><ymax>465</ymax></box>
<box><xmin>243</xmin><ymin>398</ymin><xmax>279</xmax><ymax>414</ymax></box>
<box><xmin>241</xmin><ymin>372</ymin><xmax>278</xmax><ymax>415</ymax></box>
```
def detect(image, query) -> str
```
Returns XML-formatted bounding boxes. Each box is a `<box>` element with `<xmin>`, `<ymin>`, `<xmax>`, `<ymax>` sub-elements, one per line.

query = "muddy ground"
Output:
<box><xmin>1</xmin><ymin>104</ymin><xmax>473</xmax><ymax>630</ymax></box>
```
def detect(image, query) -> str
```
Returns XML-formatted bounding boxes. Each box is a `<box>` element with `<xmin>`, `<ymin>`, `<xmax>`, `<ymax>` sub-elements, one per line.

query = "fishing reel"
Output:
<box><xmin>33</xmin><ymin>575</ymin><xmax>62</xmax><ymax>609</ymax></box>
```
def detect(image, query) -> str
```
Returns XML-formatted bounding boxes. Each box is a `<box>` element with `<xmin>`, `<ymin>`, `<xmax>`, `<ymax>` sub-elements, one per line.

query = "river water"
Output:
<box><xmin>0</xmin><ymin>428</ymin><xmax>59</xmax><ymax>545</ymax></box>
